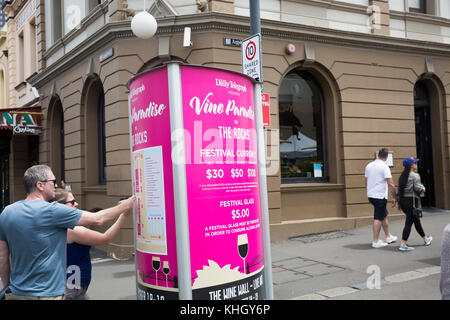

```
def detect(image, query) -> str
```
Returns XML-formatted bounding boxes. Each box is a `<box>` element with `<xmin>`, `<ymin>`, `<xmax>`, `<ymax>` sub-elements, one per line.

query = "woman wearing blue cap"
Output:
<box><xmin>397</xmin><ymin>157</ymin><xmax>432</xmax><ymax>251</ymax></box>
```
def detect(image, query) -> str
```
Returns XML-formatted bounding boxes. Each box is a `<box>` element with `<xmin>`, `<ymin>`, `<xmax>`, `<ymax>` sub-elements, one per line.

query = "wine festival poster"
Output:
<box><xmin>180</xmin><ymin>65</ymin><xmax>265</xmax><ymax>300</ymax></box>
<box><xmin>129</xmin><ymin>67</ymin><xmax>179</xmax><ymax>300</ymax></box>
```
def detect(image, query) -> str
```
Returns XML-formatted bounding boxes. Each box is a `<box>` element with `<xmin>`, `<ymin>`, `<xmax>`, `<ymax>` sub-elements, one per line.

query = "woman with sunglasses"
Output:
<box><xmin>54</xmin><ymin>188</ymin><xmax>131</xmax><ymax>300</ymax></box>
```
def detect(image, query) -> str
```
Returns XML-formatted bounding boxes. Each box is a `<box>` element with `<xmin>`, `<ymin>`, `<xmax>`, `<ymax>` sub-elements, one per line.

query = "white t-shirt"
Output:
<box><xmin>365</xmin><ymin>159</ymin><xmax>392</xmax><ymax>199</ymax></box>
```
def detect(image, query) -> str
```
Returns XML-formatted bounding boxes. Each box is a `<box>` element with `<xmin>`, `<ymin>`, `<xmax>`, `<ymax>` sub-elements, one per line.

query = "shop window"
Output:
<box><xmin>409</xmin><ymin>0</ymin><xmax>426</xmax><ymax>13</ymax></box>
<box><xmin>279</xmin><ymin>70</ymin><xmax>328</xmax><ymax>183</ymax></box>
<box><xmin>0</xmin><ymin>136</ymin><xmax>10</xmax><ymax>211</ymax></box>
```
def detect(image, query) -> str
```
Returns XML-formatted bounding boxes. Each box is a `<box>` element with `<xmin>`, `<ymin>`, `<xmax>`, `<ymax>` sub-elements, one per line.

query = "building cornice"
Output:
<box><xmin>285</xmin><ymin>0</ymin><xmax>368</xmax><ymax>14</ymax></box>
<box><xmin>29</xmin><ymin>12</ymin><xmax>450</xmax><ymax>89</ymax></box>
<box><xmin>390</xmin><ymin>10</ymin><xmax>450</xmax><ymax>25</ymax></box>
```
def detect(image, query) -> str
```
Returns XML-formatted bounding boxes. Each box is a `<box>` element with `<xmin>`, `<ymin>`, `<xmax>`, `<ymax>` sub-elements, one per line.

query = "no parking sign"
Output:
<box><xmin>242</xmin><ymin>34</ymin><xmax>263</xmax><ymax>83</ymax></box>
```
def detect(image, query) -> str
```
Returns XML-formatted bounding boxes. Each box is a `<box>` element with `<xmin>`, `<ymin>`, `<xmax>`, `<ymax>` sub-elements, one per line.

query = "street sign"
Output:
<box><xmin>241</xmin><ymin>33</ymin><xmax>263</xmax><ymax>83</ymax></box>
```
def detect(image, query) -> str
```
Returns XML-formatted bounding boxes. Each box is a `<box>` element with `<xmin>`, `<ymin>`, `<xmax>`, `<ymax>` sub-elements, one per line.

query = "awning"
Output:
<box><xmin>0</xmin><ymin>106</ymin><xmax>43</xmax><ymax>135</ymax></box>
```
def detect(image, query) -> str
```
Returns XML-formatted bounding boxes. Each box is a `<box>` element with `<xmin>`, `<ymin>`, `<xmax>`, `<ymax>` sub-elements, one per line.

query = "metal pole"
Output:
<box><xmin>167</xmin><ymin>62</ymin><xmax>193</xmax><ymax>300</ymax></box>
<box><xmin>249</xmin><ymin>0</ymin><xmax>261</xmax><ymax>36</ymax></box>
<box><xmin>254</xmin><ymin>83</ymin><xmax>274</xmax><ymax>300</ymax></box>
<box><xmin>249</xmin><ymin>0</ymin><xmax>274</xmax><ymax>300</ymax></box>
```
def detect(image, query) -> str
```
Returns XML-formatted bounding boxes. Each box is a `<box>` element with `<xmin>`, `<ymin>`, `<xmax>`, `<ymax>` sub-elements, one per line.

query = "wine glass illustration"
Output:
<box><xmin>152</xmin><ymin>256</ymin><xmax>161</xmax><ymax>286</ymax></box>
<box><xmin>237</xmin><ymin>234</ymin><xmax>249</xmax><ymax>274</ymax></box>
<box><xmin>163</xmin><ymin>261</ymin><xmax>170</xmax><ymax>287</ymax></box>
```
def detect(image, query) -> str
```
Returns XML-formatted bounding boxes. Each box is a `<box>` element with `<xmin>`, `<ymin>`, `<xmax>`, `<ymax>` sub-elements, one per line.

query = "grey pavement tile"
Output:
<box><xmin>317</xmin><ymin>286</ymin><xmax>358</xmax><ymax>298</ymax></box>
<box><xmin>272</xmin><ymin>270</ymin><xmax>311</xmax><ymax>284</ymax></box>
<box><xmin>291</xmin><ymin>293</ymin><xmax>327</xmax><ymax>300</ymax></box>
<box><xmin>295</xmin><ymin>263</ymin><xmax>345</xmax><ymax>277</ymax></box>
<box><xmin>271</xmin><ymin>266</ymin><xmax>286</xmax><ymax>274</ymax></box>
<box><xmin>385</xmin><ymin>271</ymin><xmax>429</xmax><ymax>283</ymax></box>
<box><xmin>273</xmin><ymin>257</ymin><xmax>317</xmax><ymax>270</ymax></box>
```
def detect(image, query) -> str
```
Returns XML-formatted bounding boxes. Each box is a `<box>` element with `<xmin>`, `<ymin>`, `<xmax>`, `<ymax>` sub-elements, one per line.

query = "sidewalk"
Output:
<box><xmin>87</xmin><ymin>208</ymin><xmax>450</xmax><ymax>300</ymax></box>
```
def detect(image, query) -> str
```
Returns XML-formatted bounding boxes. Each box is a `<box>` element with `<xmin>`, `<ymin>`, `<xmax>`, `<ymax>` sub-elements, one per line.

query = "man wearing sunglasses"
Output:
<box><xmin>0</xmin><ymin>164</ymin><xmax>135</xmax><ymax>300</ymax></box>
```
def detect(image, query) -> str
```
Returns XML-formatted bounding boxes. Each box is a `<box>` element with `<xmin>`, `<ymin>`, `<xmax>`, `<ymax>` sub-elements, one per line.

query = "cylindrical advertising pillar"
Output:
<box><xmin>128</xmin><ymin>62</ymin><xmax>269</xmax><ymax>300</ymax></box>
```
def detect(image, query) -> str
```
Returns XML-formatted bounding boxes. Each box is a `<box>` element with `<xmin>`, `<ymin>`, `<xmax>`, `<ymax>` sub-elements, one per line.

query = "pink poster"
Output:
<box><xmin>180</xmin><ymin>65</ymin><xmax>265</xmax><ymax>300</ymax></box>
<box><xmin>129</xmin><ymin>67</ymin><xmax>179</xmax><ymax>300</ymax></box>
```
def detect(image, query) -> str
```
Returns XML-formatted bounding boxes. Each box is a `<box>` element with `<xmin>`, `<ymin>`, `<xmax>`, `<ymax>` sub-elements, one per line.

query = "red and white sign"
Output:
<box><xmin>261</xmin><ymin>93</ymin><xmax>270</xmax><ymax>127</ymax></box>
<box><xmin>241</xmin><ymin>34</ymin><xmax>262</xmax><ymax>82</ymax></box>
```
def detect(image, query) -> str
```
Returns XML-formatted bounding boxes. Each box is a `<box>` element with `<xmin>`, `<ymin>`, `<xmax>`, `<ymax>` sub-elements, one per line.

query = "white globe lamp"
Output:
<box><xmin>131</xmin><ymin>11</ymin><xmax>158</xmax><ymax>39</ymax></box>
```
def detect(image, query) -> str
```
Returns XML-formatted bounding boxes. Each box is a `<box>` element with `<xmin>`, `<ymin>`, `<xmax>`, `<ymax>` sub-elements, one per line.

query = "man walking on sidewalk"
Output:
<box><xmin>365</xmin><ymin>148</ymin><xmax>398</xmax><ymax>248</ymax></box>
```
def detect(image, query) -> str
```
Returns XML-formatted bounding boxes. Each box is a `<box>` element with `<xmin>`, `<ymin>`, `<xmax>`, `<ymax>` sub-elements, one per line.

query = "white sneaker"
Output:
<box><xmin>424</xmin><ymin>236</ymin><xmax>433</xmax><ymax>246</ymax></box>
<box><xmin>372</xmin><ymin>240</ymin><xmax>388</xmax><ymax>248</ymax></box>
<box><xmin>385</xmin><ymin>235</ymin><xmax>398</xmax><ymax>244</ymax></box>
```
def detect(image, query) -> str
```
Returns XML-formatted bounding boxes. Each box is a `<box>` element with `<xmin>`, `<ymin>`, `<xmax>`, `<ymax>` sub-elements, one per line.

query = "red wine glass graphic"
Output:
<box><xmin>163</xmin><ymin>261</ymin><xmax>170</xmax><ymax>287</ymax></box>
<box><xmin>152</xmin><ymin>256</ymin><xmax>161</xmax><ymax>286</ymax></box>
<box><xmin>237</xmin><ymin>234</ymin><xmax>249</xmax><ymax>274</ymax></box>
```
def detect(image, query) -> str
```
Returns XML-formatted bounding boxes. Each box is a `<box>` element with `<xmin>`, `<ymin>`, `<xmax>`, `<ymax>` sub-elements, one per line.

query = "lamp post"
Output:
<box><xmin>249</xmin><ymin>0</ymin><xmax>261</xmax><ymax>36</ymax></box>
<box><xmin>249</xmin><ymin>0</ymin><xmax>274</xmax><ymax>300</ymax></box>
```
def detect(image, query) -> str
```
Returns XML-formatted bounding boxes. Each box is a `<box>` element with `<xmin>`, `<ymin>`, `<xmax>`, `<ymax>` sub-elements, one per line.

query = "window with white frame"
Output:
<box><xmin>408</xmin><ymin>0</ymin><xmax>441</xmax><ymax>15</ymax></box>
<box><xmin>46</xmin><ymin>0</ymin><xmax>103</xmax><ymax>46</ymax></box>
<box><xmin>409</xmin><ymin>0</ymin><xmax>426</xmax><ymax>13</ymax></box>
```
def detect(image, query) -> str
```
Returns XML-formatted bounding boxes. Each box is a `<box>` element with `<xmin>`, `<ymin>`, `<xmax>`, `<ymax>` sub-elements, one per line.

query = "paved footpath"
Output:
<box><xmin>76</xmin><ymin>208</ymin><xmax>450</xmax><ymax>300</ymax></box>
<box><xmin>272</xmin><ymin>208</ymin><xmax>449</xmax><ymax>300</ymax></box>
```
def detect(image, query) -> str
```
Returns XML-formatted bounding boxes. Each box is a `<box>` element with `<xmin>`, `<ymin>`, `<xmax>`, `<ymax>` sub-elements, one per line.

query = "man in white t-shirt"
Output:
<box><xmin>365</xmin><ymin>148</ymin><xmax>398</xmax><ymax>248</ymax></box>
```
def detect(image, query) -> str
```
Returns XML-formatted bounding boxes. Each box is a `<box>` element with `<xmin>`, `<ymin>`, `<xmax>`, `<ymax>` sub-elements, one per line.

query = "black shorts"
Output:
<box><xmin>369</xmin><ymin>198</ymin><xmax>388</xmax><ymax>221</ymax></box>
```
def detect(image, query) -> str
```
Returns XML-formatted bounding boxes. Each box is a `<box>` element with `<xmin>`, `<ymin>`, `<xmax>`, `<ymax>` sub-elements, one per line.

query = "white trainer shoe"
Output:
<box><xmin>372</xmin><ymin>240</ymin><xmax>388</xmax><ymax>248</ymax></box>
<box><xmin>385</xmin><ymin>235</ymin><xmax>398</xmax><ymax>244</ymax></box>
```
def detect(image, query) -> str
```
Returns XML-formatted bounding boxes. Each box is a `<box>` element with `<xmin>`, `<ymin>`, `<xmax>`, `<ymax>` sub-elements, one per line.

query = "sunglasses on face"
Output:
<box><xmin>65</xmin><ymin>199</ymin><xmax>77</xmax><ymax>205</ymax></box>
<box><xmin>41</xmin><ymin>179</ymin><xmax>57</xmax><ymax>187</ymax></box>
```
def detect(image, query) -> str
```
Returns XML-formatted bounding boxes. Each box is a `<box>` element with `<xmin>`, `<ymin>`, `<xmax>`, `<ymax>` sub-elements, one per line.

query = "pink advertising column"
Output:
<box><xmin>128</xmin><ymin>66</ymin><xmax>180</xmax><ymax>300</ymax></box>
<box><xmin>128</xmin><ymin>62</ymin><xmax>269</xmax><ymax>300</ymax></box>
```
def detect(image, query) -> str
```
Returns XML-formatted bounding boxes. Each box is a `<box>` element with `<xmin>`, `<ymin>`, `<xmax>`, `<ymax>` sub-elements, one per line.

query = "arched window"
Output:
<box><xmin>49</xmin><ymin>97</ymin><xmax>65</xmax><ymax>182</ymax></box>
<box><xmin>98</xmin><ymin>86</ymin><xmax>106</xmax><ymax>184</ymax></box>
<box><xmin>83</xmin><ymin>75</ymin><xmax>106</xmax><ymax>186</ymax></box>
<box><xmin>279</xmin><ymin>70</ymin><xmax>327</xmax><ymax>183</ymax></box>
